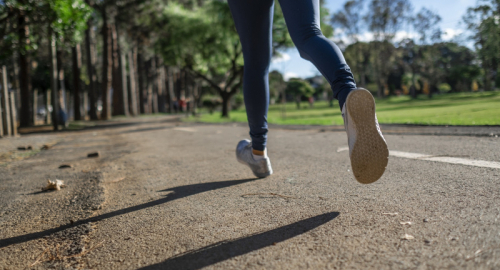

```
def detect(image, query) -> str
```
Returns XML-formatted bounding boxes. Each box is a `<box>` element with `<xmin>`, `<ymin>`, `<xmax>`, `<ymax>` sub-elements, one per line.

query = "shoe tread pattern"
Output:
<box><xmin>346</xmin><ymin>89</ymin><xmax>389</xmax><ymax>184</ymax></box>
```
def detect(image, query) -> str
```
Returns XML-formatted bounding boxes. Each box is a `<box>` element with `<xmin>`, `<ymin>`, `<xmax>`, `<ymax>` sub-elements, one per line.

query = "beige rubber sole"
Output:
<box><xmin>346</xmin><ymin>89</ymin><xmax>389</xmax><ymax>184</ymax></box>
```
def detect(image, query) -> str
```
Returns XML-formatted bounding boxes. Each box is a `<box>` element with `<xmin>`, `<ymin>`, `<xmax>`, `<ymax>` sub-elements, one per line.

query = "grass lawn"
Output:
<box><xmin>186</xmin><ymin>91</ymin><xmax>500</xmax><ymax>126</ymax></box>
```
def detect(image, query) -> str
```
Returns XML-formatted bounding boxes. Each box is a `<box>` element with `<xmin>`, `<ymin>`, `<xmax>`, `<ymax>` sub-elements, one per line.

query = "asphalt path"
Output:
<box><xmin>0</xmin><ymin>116</ymin><xmax>499</xmax><ymax>269</ymax></box>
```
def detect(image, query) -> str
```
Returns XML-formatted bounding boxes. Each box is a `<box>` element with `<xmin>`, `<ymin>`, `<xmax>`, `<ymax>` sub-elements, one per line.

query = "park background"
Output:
<box><xmin>0</xmin><ymin>0</ymin><xmax>499</xmax><ymax>136</ymax></box>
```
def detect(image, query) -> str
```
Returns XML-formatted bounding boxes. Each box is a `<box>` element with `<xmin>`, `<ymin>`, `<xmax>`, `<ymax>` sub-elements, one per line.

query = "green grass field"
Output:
<box><xmin>186</xmin><ymin>91</ymin><xmax>500</xmax><ymax>126</ymax></box>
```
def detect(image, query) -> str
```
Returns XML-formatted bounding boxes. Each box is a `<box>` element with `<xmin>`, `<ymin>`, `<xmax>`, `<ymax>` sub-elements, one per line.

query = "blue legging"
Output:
<box><xmin>228</xmin><ymin>0</ymin><xmax>357</xmax><ymax>151</ymax></box>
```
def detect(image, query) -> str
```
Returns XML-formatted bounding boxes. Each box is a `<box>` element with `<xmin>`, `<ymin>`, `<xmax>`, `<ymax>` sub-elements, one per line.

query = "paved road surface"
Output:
<box><xmin>0</xmin><ymin>116</ymin><xmax>499</xmax><ymax>269</ymax></box>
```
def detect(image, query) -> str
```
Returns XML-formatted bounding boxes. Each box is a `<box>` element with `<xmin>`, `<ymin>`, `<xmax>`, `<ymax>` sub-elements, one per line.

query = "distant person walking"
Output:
<box><xmin>232</xmin><ymin>0</ymin><xmax>388</xmax><ymax>184</ymax></box>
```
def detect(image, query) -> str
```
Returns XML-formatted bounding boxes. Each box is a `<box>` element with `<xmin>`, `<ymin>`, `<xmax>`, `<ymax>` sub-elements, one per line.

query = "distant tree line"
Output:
<box><xmin>330</xmin><ymin>0</ymin><xmax>499</xmax><ymax>98</ymax></box>
<box><xmin>0</xmin><ymin>0</ymin><xmax>498</xmax><ymax>128</ymax></box>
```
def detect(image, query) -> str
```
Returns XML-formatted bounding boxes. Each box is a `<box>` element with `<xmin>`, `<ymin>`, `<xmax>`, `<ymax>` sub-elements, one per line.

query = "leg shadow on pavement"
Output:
<box><xmin>0</xmin><ymin>178</ymin><xmax>258</xmax><ymax>248</ymax></box>
<box><xmin>139</xmin><ymin>212</ymin><xmax>339</xmax><ymax>270</ymax></box>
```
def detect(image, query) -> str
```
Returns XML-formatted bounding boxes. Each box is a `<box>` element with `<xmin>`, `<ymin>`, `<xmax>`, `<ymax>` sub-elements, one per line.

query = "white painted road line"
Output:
<box><xmin>173</xmin><ymin>127</ymin><xmax>197</xmax><ymax>132</ymax></box>
<box><xmin>389</xmin><ymin>151</ymin><xmax>500</xmax><ymax>169</ymax></box>
<box><xmin>336</xmin><ymin>146</ymin><xmax>500</xmax><ymax>169</ymax></box>
<box><xmin>336</xmin><ymin>146</ymin><xmax>349</xmax><ymax>153</ymax></box>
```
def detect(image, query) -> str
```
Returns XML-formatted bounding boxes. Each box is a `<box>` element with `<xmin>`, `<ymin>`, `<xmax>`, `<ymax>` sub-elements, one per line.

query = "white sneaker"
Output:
<box><xmin>236</xmin><ymin>139</ymin><xmax>273</xmax><ymax>178</ymax></box>
<box><xmin>342</xmin><ymin>88</ymin><xmax>389</xmax><ymax>184</ymax></box>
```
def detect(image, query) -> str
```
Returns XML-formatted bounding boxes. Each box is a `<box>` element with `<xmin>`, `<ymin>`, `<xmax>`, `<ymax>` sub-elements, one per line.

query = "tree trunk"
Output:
<box><xmin>167</xmin><ymin>66</ymin><xmax>175</xmax><ymax>113</ymax></box>
<box><xmin>9</xmin><ymin>91</ymin><xmax>18</xmax><ymax>136</ymax></box>
<box><xmin>85</xmin><ymin>20</ymin><xmax>98</xmax><ymax>120</ymax></box>
<box><xmin>484</xmin><ymin>66</ymin><xmax>492</xmax><ymax>91</ymax></box>
<box><xmin>32</xmin><ymin>88</ymin><xmax>37</xmax><ymax>125</ymax></box>
<box><xmin>138</xmin><ymin>52</ymin><xmax>146</xmax><ymax>114</ymax></box>
<box><xmin>148</xmin><ymin>58</ymin><xmax>157</xmax><ymax>114</ymax></box>
<box><xmin>66</xmin><ymin>89</ymin><xmax>72</xmax><ymax>120</ymax></box>
<box><xmin>184</xmin><ymin>70</ymin><xmax>190</xmax><ymax>115</ymax></box>
<box><xmin>45</xmin><ymin>89</ymin><xmax>51</xmax><ymax>124</ymax></box>
<box><xmin>57</xmin><ymin>50</ymin><xmax>68</xmax><ymax>127</ymax></box>
<box><xmin>12</xmin><ymin>53</ymin><xmax>21</xmax><ymax>114</ymax></box>
<box><xmin>1</xmin><ymin>66</ymin><xmax>11</xmax><ymax>135</ymax></box>
<box><xmin>180</xmin><ymin>70</ymin><xmax>186</xmax><ymax>112</ymax></box>
<box><xmin>221</xmin><ymin>92</ymin><xmax>230</xmax><ymax>118</ymax></box>
<box><xmin>377</xmin><ymin>78</ymin><xmax>384</xmax><ymax>98</ymax></box>
<box><xmin>134</xmin><ymin>50</ymin><xmax>141</xmax><ymax>114</ymax></box>
<box><xmin>127</xmin><ymin>50</ymin><xmax>138</xmax><ymax>116</ymax></box>
<box><xmin>158</xmin><ymin>64</ymin><xmax>166</xmax><ymax>113</ymax></box>
<box><xmin>111</xmin><ymin>22</ymin><xmax>126</xmax><ymax>116</ymax></box>
<box><xmin>18</xmin><ymin>14</ymin><xmax>32</xmax><ymax>127</ymax></box>
<box><xmin>120</xmin><ymin>50</ymin><xmax>129</xmax><ymax>116</ymax></box>
<box><xmin>49</xmin><ymin>31</ymin><xmax>59</xmax><ymax>130</ymax></box>
<box><xmin>151</xmin><ymin>57</ymin><xmax>159</xmax><ymax>114</ymax></box>
<box><xmin>101</xmin><ymin>9</ymin><xmax>113</xmax><ymax>120</ymax></box>
<box><xmin>0</xmin><ymin>99</ymin><xmax>3</xmax><ymax>136</ymax></box>
<box><xmin>359</xmin><ymin>70</ymin><xmax>366</xmax><ymax>88</ymax></box>
<box><xmin>375</xmin><ymin>43</ymin><xmax>385</xmax><ymax>98</ymax></box>
<box><xmin>72</xmin><ymin>44</ymin><xmax>83</xmax><ymax>120</ymax></box>
<box><xmin>191</xmin><ymin>81</ymin><xmax>199</xmax><ymax>116</ymax></box>
<box><xmin>410</xmin><ymin>71</ymin><xmax>417</xmax><ymax>98</ymax></box>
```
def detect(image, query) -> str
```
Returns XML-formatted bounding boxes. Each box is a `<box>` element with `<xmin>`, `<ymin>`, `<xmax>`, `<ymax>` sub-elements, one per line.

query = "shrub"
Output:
<box><xmin>438</xmin><ymin>83</ymin><xmax>451</xmax><ymax>92</ymax></box>
<box><xmin>202</xmin><ymin>96</ymin><xmax>222</xmax><ymax>114</ymax></box>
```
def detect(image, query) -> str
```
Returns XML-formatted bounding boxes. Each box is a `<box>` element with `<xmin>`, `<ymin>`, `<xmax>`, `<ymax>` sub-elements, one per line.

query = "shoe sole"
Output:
<box><xmin>346</xmin><ymin>89</ymin><xmax>389</xmax><ymax>184</ymax></box>
<box><xmin>237</xmin><ymin>157</ymin><xmax>273</xmax><ymax>178</ymax></box>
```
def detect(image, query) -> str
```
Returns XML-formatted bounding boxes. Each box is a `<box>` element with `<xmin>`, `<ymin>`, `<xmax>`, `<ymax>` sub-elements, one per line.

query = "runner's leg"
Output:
<box><xmin>278</xmin><ymin>0</ymin><xmax>357</xmax><ymax>109</ymax></box>
<box><xmin>228</xmin><ymin>0</ymin><xmax>274</xmax><ymax>151</ymax></box>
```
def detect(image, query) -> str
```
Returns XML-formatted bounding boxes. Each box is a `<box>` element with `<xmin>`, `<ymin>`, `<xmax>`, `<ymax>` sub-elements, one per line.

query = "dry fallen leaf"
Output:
<box><xmin>41</xmin><ymin>144</ymin><xmax>52</xmax><ymax>150</ymax></box>
<box><xmin>400</xmin><ymin>221</ymin><xmax>413</xmax><ymax>225</ymax></box>
<box><xmin>401</xmin><ymin>234</ymin><xmax>415</xmax><ymax>240</ymax></box>
<box><xmin>44</xmin><ymin>179</ymin><xmax>66</xmax><ymax>191</ymax></box>
<box><xmin>110</xmin><ymin>177</ymin><xmax>125</xmax><ymax>183</ymax></box>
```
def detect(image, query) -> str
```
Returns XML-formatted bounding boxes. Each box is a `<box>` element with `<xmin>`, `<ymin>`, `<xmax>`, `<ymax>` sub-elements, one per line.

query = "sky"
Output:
<box><xmin>270</xmin><ymin>0</ymin><xmax>478</xmax><ymax>80</ymax></box>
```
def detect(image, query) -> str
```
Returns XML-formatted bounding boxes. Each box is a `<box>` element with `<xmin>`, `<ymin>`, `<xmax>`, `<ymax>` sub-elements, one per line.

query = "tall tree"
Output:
<box><xmin>157</xmin><ymin>1</ymin><xmax>244</xmax><ymax>117</ymax></box>
<box><xmin>85</xmin><ymin>18</ymin><xmax>98</xmax><ymax>120</ymax></box>
<box><xmin>0</xmin><ymin>0</ymin><xmax>90</xmax><ymax>127</ymax></box>
<box><xmin>285</xmin><ymin>78</ymin><xmax>315</xmax><ymax>109</ymax></box>
<box><xmin>412</xmin><ymin>8</ymin><xmax>441</xmax><ymax>97</ymax></box>
<box><xmin>331</xmin><ymin>0</ymin><xmax>368</xmax><ymax>87</ymax></box>
<box><xmin>72</xmin><ymin>44</ymin><xmax>83</xmax><ymax>120</ymax></box>
<box><xmin>157</xmin><ymin>0</ymin><xmax>298</xmax><ymax>117</ymax></box>
<box><xmin>365</xmin><ymin>0</ymin><xmax>412</xmax><ymax>97</ymax></box>
<box><xmin>331</xmin><ymin>0</ymin><xmax>365</xmax><ymax>43</ymax></box>
<box><xmin>18</xmin><ymin>13</ymin><xmax>32</xmax><ymax>126</ymax></box>
<box><xmin>463</xmin><ymin>0</ymin><xmax>500</xmax><ymax>91</ymax></box>
<box><xmin>100</xmin><ymin>7</ymin><xmax>113</xmax><ymax>120</ymax></box>
<box><xmin>268</xmin><ymin>70</ymin><xmax>286</xmax><ymax>104</ymax></box>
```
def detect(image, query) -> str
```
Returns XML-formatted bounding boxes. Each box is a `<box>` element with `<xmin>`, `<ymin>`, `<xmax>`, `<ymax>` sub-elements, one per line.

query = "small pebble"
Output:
<box><xmin>59</xmin><ymin>164</ymin><xmax>73</xmax><ymax>169</ymax></box>
<box><xmin>87</xmin><ymin>152</ymin><xmax>100</xmax><ymax>158</ymax></box>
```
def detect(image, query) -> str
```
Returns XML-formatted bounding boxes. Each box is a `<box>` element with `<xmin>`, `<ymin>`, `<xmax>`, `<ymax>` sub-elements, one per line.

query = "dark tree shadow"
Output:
<box><xmin>139</xmin><ymin>212</ymin><xmax>339</xmax><ymax>270</ymax></box>
<box><xmin>18</xmin><ymin>116</ymin><xmax>181</xmax><ymax>135</ymax></box>
<box><xmin>120</xmin><ymin>126</ymin><xmax>173</xmax><ymax>134</ymax></box>
<box><xmin>0</xmin><ymin>178</ymin><xmax>258</xmax><ymax>248</ymax></box>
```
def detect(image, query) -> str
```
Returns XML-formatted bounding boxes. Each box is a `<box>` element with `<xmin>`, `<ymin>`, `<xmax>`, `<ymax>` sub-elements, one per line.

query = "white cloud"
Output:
<box><xmin>272</xmin><ymin>53</ymin><xmax>291</xmax><ymax>64</ymax></box>
<box><xmin>442</xmin><ymin>28</ymin><xmax>464</xmax><ymax>40</ymax></box>
<box><xmin>394</xmin><ymin>31</ymin><xmax>418</xmax><ymax>42</ymax></box>
<box><xmin>283</xmin><ymin>72</ymin><xmax>299</xmax><ymax>81</ymax></box>
<box><xmin>357</xmin><ymin>32</ymin><xmax>375</xmax><ymax>42</ymax></box>
<box><xmin>335</xmin><ymin>28</ymin><xmax>465</xmax><ymax>46</ymax></box>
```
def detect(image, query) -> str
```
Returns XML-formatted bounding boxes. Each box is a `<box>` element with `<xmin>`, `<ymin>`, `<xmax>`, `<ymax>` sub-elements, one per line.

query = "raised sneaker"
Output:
<box><xmin>342</xmin><ymin>88</ymin><xmax>389</xmax><ymax>184</ymax></box>
<box><xmin>236</xmin><ymin>139</ymin><xmax>273</xmax><ymax>178</ymax></box>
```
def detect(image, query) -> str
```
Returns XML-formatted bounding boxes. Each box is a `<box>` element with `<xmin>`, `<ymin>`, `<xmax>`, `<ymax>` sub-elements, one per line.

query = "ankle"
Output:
<box><xmin>252</xmin><ymin>149</ymin><xmax>265</xmax><ymax>156</ymax></box>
